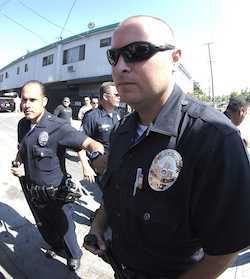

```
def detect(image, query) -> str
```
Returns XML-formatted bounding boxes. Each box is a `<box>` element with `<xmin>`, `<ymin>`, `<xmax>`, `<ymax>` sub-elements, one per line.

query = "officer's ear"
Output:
<box><xmin>172</xmin><ymin>49</ymin><xmax>181</xmax><ymax>73</ymax></box>
<box><xmin>103</xmin><ymin>93</ymin><xmax>109</xmax><ymax>101</ymax></box>
<box><xmin>43</xmin><ymin>96</ymin><xmax>48</xmax><ymax>107</ymax></box>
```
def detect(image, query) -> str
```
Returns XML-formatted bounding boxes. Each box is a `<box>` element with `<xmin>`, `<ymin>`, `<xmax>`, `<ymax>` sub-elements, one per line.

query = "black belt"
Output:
<box><xmin>118</xmin><ymin>263</ymin><xmax>173</xmax><ymax>279</ymax></box>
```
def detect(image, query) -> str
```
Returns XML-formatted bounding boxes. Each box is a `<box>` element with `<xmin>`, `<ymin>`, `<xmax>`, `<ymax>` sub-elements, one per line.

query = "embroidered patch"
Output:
<box><xmin>148</xmin><ymin>149</ymin><xmax>183</xmax><ymax>191</ymax></box>
<box><xmin>38</xmin><ymin>131</ymin><xmax>49</xmax><ymax>146</ymax></box>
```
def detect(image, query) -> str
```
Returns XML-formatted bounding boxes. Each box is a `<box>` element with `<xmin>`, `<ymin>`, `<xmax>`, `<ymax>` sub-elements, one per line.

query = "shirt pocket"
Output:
<box><xmin>33</xmin><ymin>147</ymin><xmax>54</xmax><ymax>172</ymax></box>
<box><xmin>98</xmin><ymin>124</ymin><xmax>111</xmax><ymax>142</ymax></box>
<box><xmin>126</xmin><ymin>190</ymin><xmax>183</xmax><ymax>246</ymax></box>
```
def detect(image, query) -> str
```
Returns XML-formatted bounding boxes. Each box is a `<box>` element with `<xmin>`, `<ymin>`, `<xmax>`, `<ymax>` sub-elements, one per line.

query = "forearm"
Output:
<box><xmin>177</xmin><ymin>252</ymin><xmax>239</xmax><ymax>279</ymax></box>
<box><xmin>90</xmin><ymin>202</ymin><xmax>109</xmax><ymax>235</ymax></box>
<box><xmin>82</xmin><ymin>137</ymin><xmax>104</xmax><ymax>154</ymax></box>
<box><xmin>15</xmin><ymin>151</ymin><xmax>22</xmax><ymax>163</ymax></box>
<box><xmin>77</xmin><ymin>149</ymin><xmax>96</xmax><ymax>183</ymax></box>
<box><xmin>84</xmin><ymin>202</ymin><xmax>109</xmax><ymax>255</ymax></box>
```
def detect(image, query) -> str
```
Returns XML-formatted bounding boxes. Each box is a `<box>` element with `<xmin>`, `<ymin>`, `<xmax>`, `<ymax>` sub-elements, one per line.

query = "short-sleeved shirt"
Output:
<box><xmin>102</xmin><ymin>84</ymin><xmax>250</xmax><ymax>278</ymax></box>
<box><xmin>53</xmin><ymin>104</ymin><xmax>72</xmax><ymax>123</ymax></box>
<box><xmin>78</xmin><ymin>105</ymin><xmax>92</xmax><ymax>119</ymax></box>
<box><xmin>82</xmin><ymin>105</ymin><xmax>120</xmax><ymax>153</ymax></box>
<box><xmin>18</xmin><ymin>110</ymin><xmax>87</xmax><ymax>187</ymax></box>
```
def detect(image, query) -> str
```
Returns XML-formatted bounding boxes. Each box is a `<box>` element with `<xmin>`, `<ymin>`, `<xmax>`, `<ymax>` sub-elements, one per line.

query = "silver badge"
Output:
<box><xmin>38</xmin><ymin>131</ymin><xmax>49</xmax><ymax>146</ymax></box>
<box><xmin>148</xmin><ymin>149</ymin><xmax>183</xmax><ymax>191</ymax></box>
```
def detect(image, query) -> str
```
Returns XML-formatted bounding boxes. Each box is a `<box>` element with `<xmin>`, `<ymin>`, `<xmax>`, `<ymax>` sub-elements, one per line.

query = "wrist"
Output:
<box><xmin>89</xmin><ymin>151</ymin><xmax>103</xmax><ymax>163</ymax></box>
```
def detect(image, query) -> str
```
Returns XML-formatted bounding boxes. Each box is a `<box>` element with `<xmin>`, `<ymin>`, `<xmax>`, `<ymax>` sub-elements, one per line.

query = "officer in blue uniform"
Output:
<box><xmin>84</xmin><ymin>16</ymin><xmax>250</xmax><ymax>279</ymax></box>
<box><xmin>81</xmin><ymin>81</ymin><xmax>120</xmax><ymax>185</ymax></box>
<box><xmin>11</xmin><ymin>80</ymin><xmax>105</xmax><ymax>271</ymax></box>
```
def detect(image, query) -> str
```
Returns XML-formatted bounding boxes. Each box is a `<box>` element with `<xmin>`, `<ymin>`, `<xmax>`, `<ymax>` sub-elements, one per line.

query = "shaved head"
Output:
<box><xmin>114</xmin><ymin>15</ymin><xmax>176</xmax><ymax>47</ymax></box>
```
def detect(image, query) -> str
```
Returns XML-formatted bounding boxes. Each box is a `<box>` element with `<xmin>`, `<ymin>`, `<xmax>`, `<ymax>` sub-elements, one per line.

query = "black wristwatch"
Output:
<box><xmin>89</xmin><ymin>151</ymin><xmax>103</xmax><ymax>162</ymax></box>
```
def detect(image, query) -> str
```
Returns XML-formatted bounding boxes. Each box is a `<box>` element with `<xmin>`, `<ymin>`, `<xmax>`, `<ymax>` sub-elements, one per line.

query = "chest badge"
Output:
<box><xmin>38</xmin><ymin>131</ymin><xmax>49</xmax><ymax>146</ymax></box>
<box><xmin>148</xmin><ymin>149</ymin><xmax>183</xmax><ymax>191</ymax></box>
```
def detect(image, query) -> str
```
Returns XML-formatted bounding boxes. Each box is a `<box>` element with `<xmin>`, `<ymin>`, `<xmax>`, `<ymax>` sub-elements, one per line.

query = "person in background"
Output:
<box><xmin>81</xmin><ymin>81</ymin><xmax>120</xmax><ymax>184</ymax></box>
<box><xmin>83</xmin><ymin>15</ymin><xmax>250</xmax><ymax>279</ymax></box>
<box><xmin>83</xmin><ymin>97</ymin><xmax>99</xmax><ymax>118</ymax></box>
<box><xmin>14</xmin><ymin>94</ymin><xmax>21</xmax><ymax>113</ymax></box>
<box><xmin>53</xmin><ymin>97</ymin><xmax>72</xmax><ymax>124</ymax></box>
<box><xmin>11</xmin><ymin>80</ymin><xmax>105</xmax><ymax>272</ymax></box>
<box><xmin>78</xmin><ymin>96</ymin><xmax>92</xmax><ymax>121</ymax></box>
<box><xmin>224</xmin><ymin>96</ymin><xmax>249</xmax><ymax>148</ymax></box>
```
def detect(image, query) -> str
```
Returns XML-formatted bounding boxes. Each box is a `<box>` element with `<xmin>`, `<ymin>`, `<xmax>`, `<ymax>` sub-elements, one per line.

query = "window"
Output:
<box><xmin>5</xmin><ymin>72</ymin><xmax>9</xmax><ymax>78</ymax></box>
<box><xmin>0</xmin><ymin>74</ymin><xmax>3</xmax><ymax>82</ymax></box>
<box><xmin>17</xmin><ymin>67</ymin><xmax>20</xmax><ymax>74</ymax></box>
<box><xmin>63</xmin><ymin>45</ymin><xmax>85</xmax><ymax>65</ymax></box>
<box><xmin>100</xmin><ymin>37</ymin><xmax>111</xmax><ymax>47</ymax></box>
<box><xmin>43</xmin><ymin>54</ymin><xmax>54</xmax><ymax>66</ymax></box>
<box><xmin>25</xmin><ymin>64</ymin><xmax>28</xmax><ymax>72</ymax></box>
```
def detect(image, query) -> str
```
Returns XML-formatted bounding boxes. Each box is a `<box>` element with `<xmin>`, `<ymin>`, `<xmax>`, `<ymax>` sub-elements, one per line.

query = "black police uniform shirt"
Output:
<box><xmin>102</xmin><ymin>84</ymin><xmax>250</xmax><ymax>278</ymax></box>
<box><xmin>82</xmin><ymin>105</ymin><xmax>120</xmax><ymax>153</ymax></box>
<box><xmin>53</xmin><ymin>104</ymin><xmax>72</xmax><ymax>123</ymax></box>
<box><xmin>18</xmin><ymin>110</ymin><xmax>87</xmax><ymax>188</ymax></box>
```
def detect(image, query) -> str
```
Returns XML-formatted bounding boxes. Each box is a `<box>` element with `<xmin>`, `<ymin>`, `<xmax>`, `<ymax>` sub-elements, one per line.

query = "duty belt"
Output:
<box><xmin>27</xmin><ymin>178</ymin><xmax>83</xmax><ymax>204</ymax></box>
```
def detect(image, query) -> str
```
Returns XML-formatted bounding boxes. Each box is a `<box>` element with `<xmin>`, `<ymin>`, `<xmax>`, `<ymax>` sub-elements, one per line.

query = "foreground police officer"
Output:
<box><xmin>84</xmin><ymin>16</ymin><xmax>250</xmax><ymax>279</ymax></box>
<box><xmin>11</xmin><ymin>80</ymin><xmax>105</xmax><ymax>271</ymax></box>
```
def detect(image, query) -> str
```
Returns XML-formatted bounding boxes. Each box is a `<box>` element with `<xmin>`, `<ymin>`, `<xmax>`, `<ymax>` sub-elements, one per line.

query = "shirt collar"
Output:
<box><xmin>148</xmin><ymin>84</ymin><xmax>186</xmax><ymax>137</ymax></box>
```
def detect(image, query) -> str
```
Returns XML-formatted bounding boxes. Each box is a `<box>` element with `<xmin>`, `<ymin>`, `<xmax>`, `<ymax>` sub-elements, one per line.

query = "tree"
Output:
<box><xmin>189</xmin><ymin>80</ymin><xmax>205</xmax><ymax>101</ymax></box>
<box><xmin>229</xmin><ymin>91</ymin><xmax>238</xmax><ymax>100</ymax></box>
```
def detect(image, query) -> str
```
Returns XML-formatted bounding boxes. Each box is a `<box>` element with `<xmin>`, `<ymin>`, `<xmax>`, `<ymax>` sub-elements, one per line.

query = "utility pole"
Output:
<box><xmin>204</xmin><ymin>42</ymin><xmax>215</xmax><ymax>107</ymax></box>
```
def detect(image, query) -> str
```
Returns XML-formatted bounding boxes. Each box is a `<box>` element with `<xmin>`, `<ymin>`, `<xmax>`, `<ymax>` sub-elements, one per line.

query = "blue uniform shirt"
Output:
<box><xmin>18</xmin><ymin>110</ymin><xmax>87</xmax><ymax>187</ymax></box>
<box><xmin>102</xmin><ymin>84</ymin><xmax>250</xmax><ymax>278</ymax></box>
<box><xmin>82</xmin><ymin>105</ymin><xmax>120</xmax><ymax>153</ymax></box>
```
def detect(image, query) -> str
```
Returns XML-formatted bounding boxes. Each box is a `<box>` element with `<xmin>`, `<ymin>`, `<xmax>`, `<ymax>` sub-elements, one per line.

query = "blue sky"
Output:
<box><xmin>1</xmin><ymin>0</ymin><xmax>249</xmax><ymax>96</ymax></box>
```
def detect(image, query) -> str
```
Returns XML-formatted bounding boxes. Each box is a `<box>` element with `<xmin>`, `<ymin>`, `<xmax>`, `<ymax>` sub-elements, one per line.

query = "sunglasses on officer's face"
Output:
<box><xmin>106</xmin><ymin>41</ymin><xmax>175</xmax><ymax>66</ymax></box>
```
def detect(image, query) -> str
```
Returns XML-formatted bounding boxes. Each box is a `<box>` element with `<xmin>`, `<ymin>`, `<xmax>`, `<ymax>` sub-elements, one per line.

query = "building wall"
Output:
<box><xmin>0</xmin><ymin>23</ymin><xmax>193</xmax><ymax>117</ymax></box>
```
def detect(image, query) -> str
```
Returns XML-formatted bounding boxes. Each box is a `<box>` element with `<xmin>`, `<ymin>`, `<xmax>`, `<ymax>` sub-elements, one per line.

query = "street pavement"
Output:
<box><xmin>0</xmin><ymin>110</ymin><xmax>250</xmax><ymax>279</ymax></box>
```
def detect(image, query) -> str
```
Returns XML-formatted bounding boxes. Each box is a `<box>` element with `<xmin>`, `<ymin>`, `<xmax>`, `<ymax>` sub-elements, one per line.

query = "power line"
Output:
<box><xmin>0</xmin><ymin>0</ymin><xmax>10</xmax><ymax>11</ymax></box>
<box><xmin>17</xmin><ymin>0</ymin><xmax>84</xmax><ymax>39</ymax></box>
<box><xmin>59</xmin><ymin>0</ymin><xmax>76</xmax><ymax>39</ymax></box>
<box><xmin>0</xmin><ymin>13</ymin><xmax>48</xmax><ymax>44</ymax></box>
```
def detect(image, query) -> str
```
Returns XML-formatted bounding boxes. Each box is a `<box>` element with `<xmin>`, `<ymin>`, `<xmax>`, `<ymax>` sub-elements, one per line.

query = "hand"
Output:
<box><xmin>243</xmin><ymin>137</ymin><xmax>250</xmax><ymax>149</ymax></box>
<box><xmin>92</xmin><ymin>154</ymin><xmax>109</xmax><ymax>175</ymax></box>
<box><xmin>11</xmin><ymin>161</ymin><xmax>22</xmax><ymax>178</ymax></box>
<box><xmin>83</xmin><ymin>231</ymin><xmax>108</xmax><ymax>256</ymax></box>
<box><xmin>83</xmin><ymin>165</ymin><xmax>97</xmax><ymax>183</ymax></box>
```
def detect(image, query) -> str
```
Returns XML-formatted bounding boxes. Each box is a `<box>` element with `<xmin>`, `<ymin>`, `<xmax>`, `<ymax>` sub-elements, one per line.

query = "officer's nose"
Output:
<box><xmin>113</xmin><ymin>55</ymin><xmax>131</xmax><ymax>75</ymax></box>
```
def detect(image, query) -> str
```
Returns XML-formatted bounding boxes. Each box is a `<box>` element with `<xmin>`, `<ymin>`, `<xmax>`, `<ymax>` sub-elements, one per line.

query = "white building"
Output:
<box><xmin>0</xmin><ymin>22</ymin><xmax>193</xmax><ymax>117</ymax></box>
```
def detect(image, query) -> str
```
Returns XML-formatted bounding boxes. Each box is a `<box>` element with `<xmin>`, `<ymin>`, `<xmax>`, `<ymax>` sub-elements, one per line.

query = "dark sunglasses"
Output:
<box><xmin>106</xmin><ymin>41</ymin><xmax>175</xmax><ymax>66</ymax></box>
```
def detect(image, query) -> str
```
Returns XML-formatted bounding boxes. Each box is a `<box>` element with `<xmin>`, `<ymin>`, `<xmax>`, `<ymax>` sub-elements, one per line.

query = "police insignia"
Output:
<box><xmin>148</xmin><ymin>149</ymin><xmax>183</xmax><ymax>191</ymax></box>
<box><xmin>38</xmin><ymin>131</ymin><xmax>49</xmax><ymax>146</ymax></box>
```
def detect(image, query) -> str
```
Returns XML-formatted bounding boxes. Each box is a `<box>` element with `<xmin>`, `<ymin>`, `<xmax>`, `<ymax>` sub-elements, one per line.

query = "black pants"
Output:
<box><xmin>36</xmin><ymin>200</ymin><xmax>82</xmax><ymax>259</ymax></box>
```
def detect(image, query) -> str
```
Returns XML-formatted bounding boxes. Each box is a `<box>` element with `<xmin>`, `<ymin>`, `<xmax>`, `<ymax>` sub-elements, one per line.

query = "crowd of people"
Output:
<box><xmin>10</xmin><ymin>15</ymin><xmax>250</xmax><ymax>279</ymax></box>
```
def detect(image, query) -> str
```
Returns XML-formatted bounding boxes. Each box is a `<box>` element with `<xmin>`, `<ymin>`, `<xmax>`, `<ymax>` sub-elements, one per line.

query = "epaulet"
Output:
<box><xmin>182</xmin><ymin>96</ymin><xmax>237</xmax><ymax>136</ymax></box>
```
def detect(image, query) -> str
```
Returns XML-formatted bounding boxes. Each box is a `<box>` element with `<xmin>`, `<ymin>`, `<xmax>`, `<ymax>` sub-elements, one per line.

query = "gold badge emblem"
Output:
<box><xmin>148</xmin><ymin>149</ymin><xmax>183</xmax><ymax>191</ymax></box>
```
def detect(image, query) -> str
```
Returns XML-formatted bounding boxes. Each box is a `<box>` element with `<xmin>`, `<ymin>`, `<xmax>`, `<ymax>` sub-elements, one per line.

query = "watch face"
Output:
<box><xmin>91</xmin><ymin>151</ymin><xmax>99</xmax><ymax>158</ymax></box>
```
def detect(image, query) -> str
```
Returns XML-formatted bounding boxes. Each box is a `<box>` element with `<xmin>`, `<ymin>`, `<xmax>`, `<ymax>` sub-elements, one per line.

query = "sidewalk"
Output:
<box><xmin>0</xmin><ymin>113</ymin><xmax>114</xmax><ymax>279</ymax></box>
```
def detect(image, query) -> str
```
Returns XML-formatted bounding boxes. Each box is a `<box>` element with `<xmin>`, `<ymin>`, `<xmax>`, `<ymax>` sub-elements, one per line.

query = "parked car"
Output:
<box><xmin>0</xmin><ymin>97</ymin><xmax>15</xmax><ymax>112</ymax></box>
<box><xmin>216</xmin><ymin>102</ymin><xmax>228</xmax><ymax>112</ymax></box>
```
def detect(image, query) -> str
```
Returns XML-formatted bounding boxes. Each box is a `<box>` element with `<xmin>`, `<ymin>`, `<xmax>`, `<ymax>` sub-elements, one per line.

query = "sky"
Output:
<box><xmin>0</xmin><ymin>0</ymin><xmax>249</xmax><ymax>97</ymax></box>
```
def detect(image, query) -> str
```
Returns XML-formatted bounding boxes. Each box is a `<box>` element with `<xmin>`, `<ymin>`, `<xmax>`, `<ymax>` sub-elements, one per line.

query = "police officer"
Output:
<box><xmin>11</xmin><ymin>80</ymin><xmax>105</xmax><ymax>271</ymax></box>
<box><xmin>80</xmin><ymin>81</ymin><xmax>120</xmax><ymax>184</ymax></box>
<box><xmin>84</xmin><ymin>16</ymin><xmax>250</xmax><ymax>279</ymax></box>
